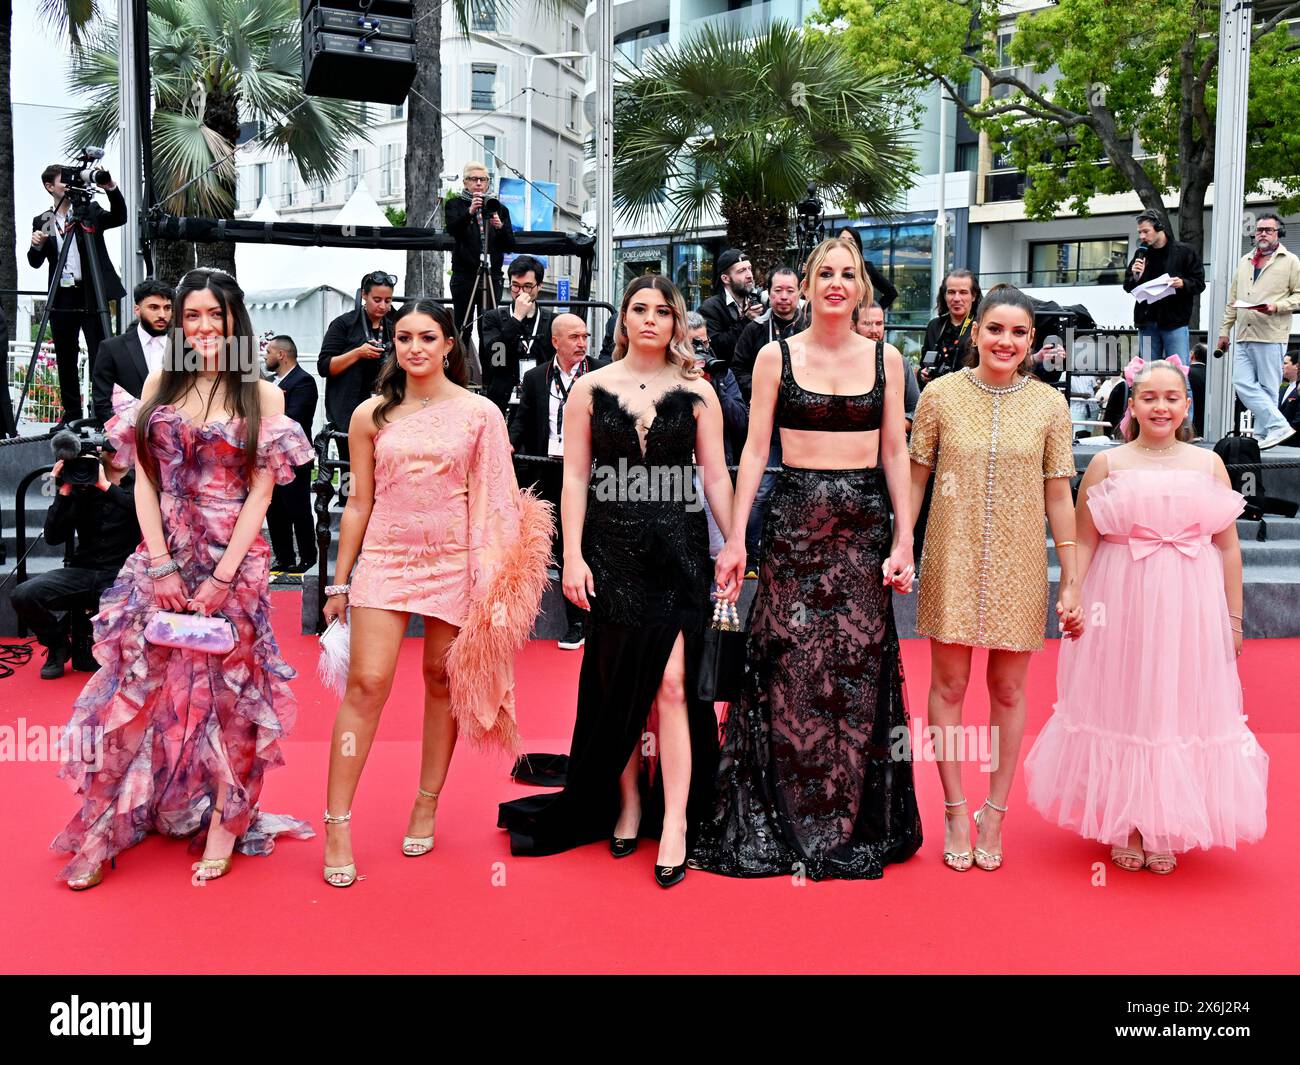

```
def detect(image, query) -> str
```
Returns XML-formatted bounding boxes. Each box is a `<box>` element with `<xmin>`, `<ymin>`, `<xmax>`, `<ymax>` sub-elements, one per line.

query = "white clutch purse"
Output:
<box><xmin>317</xmin><ymin>617</ymin><xmax>350</xmax><ymax>698</ymax></box>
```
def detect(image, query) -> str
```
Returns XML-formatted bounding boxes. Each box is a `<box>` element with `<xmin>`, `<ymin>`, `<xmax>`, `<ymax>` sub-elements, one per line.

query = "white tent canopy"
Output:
<box><xmin>234</xmin><ymin>181</ymin><xmax>406</xmax><ymax>298</ymax></box>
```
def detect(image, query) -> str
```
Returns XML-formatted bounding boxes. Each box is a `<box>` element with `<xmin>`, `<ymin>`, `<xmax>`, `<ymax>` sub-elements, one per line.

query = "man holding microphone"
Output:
<box><xmin>1122</xmin><ymin>210</ymin><xmax>1203</xmax><ymax>360</ymax></box>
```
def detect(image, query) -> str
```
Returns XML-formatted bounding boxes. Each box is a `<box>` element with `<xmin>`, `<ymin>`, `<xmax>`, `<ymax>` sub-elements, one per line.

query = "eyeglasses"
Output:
<box><xmin>1255</xmin><ymin>227</ymin><xmax>1279</xmax><ymax>234</ymax></box>
<box><xmin>364</xmin><ymin>272</ymin><xmax>397</xmax><ymax>288</ymax></box>
<box><xmin>509</xmin><ymin>281</ymin><xmax>538</xmax><ymax>293</ymax></box>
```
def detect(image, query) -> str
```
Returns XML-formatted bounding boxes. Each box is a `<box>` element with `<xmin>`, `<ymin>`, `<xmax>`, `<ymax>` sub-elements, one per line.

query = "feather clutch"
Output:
<box><xmin>318</xmin><ymin>617</ymin><xmax>351</xmax><ymax>697</ymax></box>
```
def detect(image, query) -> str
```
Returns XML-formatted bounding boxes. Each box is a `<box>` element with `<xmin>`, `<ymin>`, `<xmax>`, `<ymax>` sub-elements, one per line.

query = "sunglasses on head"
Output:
<box><xmin>364</xmin><ymin>272</ymin><xmax>397</xmax><ymax>288</ymax></box>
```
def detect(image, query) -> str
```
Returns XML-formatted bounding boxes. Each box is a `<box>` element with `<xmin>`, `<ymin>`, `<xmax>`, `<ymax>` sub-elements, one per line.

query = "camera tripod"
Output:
<box><xmin>17</xmin><ymin>189</ymin><xmax>117</xmax><ymax>427</ymax></box>
<box><xmin>458</xmin><ymin>196</ymin><xmax>504</xmax><ymax>341</ymax></box>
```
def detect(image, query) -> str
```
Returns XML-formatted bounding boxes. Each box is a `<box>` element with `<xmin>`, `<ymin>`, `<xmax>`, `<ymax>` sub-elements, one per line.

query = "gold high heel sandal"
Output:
<box><xmin>194</xmin><ymin>805</ymin><xmax>234</xmax><ymax>881</ymax></box>
<box><xmin>972</xmin><ymin>798</ymin><xmax>1007</xmax><ymax>872</ymax></box>
<box><xmin>402</xmin><ymin>787</ymin><xmax>438</xmax><ymax>857</ymax></box>
<box><xmin>323</xmin><ymin>810</ymin><xmax>360</xmax><ymax>887</ymax></box>
<box><xmin>941</xmin><ymin>798</ymin><xmax>974</xmax><ymax>872</ymax></box>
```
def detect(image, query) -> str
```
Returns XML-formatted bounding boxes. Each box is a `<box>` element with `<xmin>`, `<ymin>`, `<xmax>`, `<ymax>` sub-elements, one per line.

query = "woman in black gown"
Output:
<box><xmin>498</xmin><ymin>275</ymin><xmax>738</xmax><ymax>886</ymax></box>
<box><xmin>691</xmin><ymin>237</ymin><xmax>923</xmax><ymax>880</ymax></box>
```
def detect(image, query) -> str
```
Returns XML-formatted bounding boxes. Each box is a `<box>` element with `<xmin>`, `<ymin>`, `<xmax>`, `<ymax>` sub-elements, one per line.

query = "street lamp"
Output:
<box><xmin>468</xmin><ymin>32</ymin><xmax>585</xmax><ymax>232</ymax></box>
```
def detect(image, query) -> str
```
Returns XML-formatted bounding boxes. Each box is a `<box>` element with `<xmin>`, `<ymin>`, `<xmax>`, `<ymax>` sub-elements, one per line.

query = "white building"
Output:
<box><xmin>234</xmin><ymin>0</ymin><xmax>593</xmax><ymax>295</ymax></box>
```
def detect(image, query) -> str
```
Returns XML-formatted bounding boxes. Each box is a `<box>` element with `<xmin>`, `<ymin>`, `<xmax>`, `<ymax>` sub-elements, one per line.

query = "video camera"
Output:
<box><xmin>795</xmin><ymin>181</ymin><xmax>822</xmax><ymax>220</ymax></box>
<box><xmin>51</xmin><ymin>426</ymin><xmax>109</xmax><ymax>490</ymax></box>
<box><xmin>58</xmin><ymin>147</ymin><xmax>113</xmax><ymax>197</ymax></box>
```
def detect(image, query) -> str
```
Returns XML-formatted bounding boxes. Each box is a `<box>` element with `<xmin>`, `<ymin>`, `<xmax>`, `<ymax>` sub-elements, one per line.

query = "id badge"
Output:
<box><xmin>518</xmin><ymin>358</ymin><xmax>537</xmax><ymax>379</ymax></box>
<box><xmin>60</xmin><ymin>270</ymin><xmax>75</xmax><ymax>289</ymax></box>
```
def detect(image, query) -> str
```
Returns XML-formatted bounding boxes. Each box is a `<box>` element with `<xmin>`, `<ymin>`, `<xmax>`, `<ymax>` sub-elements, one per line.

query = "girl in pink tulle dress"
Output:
<box><xmin>52</xmin><ymin>269</ymin><xmax>316</xmax><ymax>889</ymax></box>
<box><xmin>1025</xmin><ymin>358</ymin><xmax>1269</xmax><ymax>874</ymax></box>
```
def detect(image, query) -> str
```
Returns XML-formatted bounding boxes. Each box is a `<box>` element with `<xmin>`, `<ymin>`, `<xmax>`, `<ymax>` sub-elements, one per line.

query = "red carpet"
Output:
<box><xmin>2</xmin><ymin>590</ymin><xmax>1295</xmax><ymax>974</ymax></box>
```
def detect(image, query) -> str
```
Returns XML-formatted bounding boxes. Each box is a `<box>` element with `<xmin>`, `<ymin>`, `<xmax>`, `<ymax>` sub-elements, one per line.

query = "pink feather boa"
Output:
<box><xmin>444</xmin><ymin>489</ymin><xmax>555</xmax><ymax>754</ymax></box>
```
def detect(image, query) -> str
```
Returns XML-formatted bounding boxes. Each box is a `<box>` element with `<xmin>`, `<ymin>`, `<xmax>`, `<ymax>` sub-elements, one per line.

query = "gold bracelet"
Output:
<box><xmin>1228</xmin><ymin>612</ymin><xmax>1242</xmax><ymax>621</ymax></box>
<box><xmin>1230</xmin><ymin>625</ymin><xmax>1243</xmax><ymax>634</ymax></box>
<box><xmin>1056</xmin><ymin>540</ymin><xmax>1077</xmax><ymax>548</ymax></box>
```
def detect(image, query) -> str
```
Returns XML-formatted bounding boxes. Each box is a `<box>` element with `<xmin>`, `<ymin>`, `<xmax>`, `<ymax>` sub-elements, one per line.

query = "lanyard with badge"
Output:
<box><xmin>548</xmin><ymin>357</ymin><xmax>583</xmax><ymax>455</ymax></box>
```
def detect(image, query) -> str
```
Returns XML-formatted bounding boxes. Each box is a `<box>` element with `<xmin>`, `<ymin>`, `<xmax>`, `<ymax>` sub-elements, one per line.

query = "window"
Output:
<box><xmin>471</xmin><ymin>0</ymin><xmax>496</xmax><ymax>32</ymax></box>
<box><xmin>472</xmin><ymin>64</ymin><xmax>496</xmax><ymax>110</ymax></box>
<box><xmin>313</xmin><ymin>179</ymin><xmax>327</xmax><ymax>204</ymax></box>
<box><xmin>1029</xmin><ymin>238</ymin><xmax>1130</xmax><ymax>287</ymax></box>
<box><xmin>482</xmin><ymin>135</ymin><xmax>499</xmax><ymax>183</ymax></box>
<box><xmin>346</xmin><ymin>149</ymin><xmax>361</xmax><ymax>196</ymax></box>
<box><xmin>282</xmin><ymin>160</ymin><xmax>295</xmax><ymax>206</ymax></box>
<box><xmin>390</xmin><ymin>102</ymin><xmax>405</xmax><ymax>120</ymax></box>
<box><xmin>567</xmin><ymin>92</ymin><xmax>579</xmax><ymax>131</ymax></box>
<box><xmin>955</xmin><ymin>142</ymin><xmax>978</xmax><ymax>173</ymax></box>
<box><xmin>380</xmin><ymin>144</ymin><xmax>398</xmax><ymax>197</ymax></box>
<box><xmin>567</xmin><ymin>157</ymin><xmax>578</xmax><ymax>204</ymax></box>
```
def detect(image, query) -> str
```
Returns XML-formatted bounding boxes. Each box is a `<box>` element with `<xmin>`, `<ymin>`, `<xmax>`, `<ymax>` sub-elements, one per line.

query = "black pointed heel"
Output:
<box><xmin>654</xmin><ymin>862</ymin><xmax>686</xmax><ymax>888</ymax></box>
<box><xmin>610</xmin><ymin>836</ymin><xmax>638</xmax><ymax>858</ymax></box>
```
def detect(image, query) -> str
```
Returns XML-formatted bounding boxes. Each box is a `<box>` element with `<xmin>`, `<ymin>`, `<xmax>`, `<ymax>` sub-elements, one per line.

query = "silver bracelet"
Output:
<box><xmin>146</xmin><ymin>559</ymin><xmax>180</xmax><ymax>580</ymax></box>
<box><xmin>324</xmin><ymin>584</ymin><xmax>350</xmax><ymax>598</ymax></box>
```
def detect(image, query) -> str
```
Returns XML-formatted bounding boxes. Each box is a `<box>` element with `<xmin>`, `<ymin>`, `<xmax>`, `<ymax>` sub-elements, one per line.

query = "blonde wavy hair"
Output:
<box><xmin>612</xmin><ymin>274</ymin><xmax>701</xmax><ymax>378</ymax></box>
<box><xmin>802</xmin><ymin>236</ymin><xmax>873</xmax><ymax>308</ymax></box>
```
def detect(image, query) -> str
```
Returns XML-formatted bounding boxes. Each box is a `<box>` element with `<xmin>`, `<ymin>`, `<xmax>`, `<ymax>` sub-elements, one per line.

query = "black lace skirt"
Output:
<box><xmin>689</xmin><ymin>464</ymin><xmax>923</xmax><ymax>880</ymax></box>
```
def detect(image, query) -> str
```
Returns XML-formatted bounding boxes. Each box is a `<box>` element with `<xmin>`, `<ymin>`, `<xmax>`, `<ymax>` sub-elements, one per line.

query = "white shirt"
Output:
<box><xmin>53</xmin><ymin>210</ymin><xmax>82</xmax><ymax>283</ymax></box>
<box><xmin>547</xmin><ymin>361</ymin><xmax>579</xmax><ymax>456</ymax></box>
<box><xmin>1283</xmin><ymin>380</ymin><xmax>1298</xmax><ymax>406</ymax></box>
<box><xmin>137</xmin><ymin>324</ymin><xmax>167</xmax><ymax>375</ymax></box>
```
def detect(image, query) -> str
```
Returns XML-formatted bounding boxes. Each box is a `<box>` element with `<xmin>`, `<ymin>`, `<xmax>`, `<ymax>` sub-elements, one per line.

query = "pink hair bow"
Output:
<box><xmin>1126</xmin><ymin>522</ymin><xmax>1204</xmax><ymax>560</ymax></box>
<box><xmin>1122</xmin><ymin>356</ymin><xmax>1145</xmax><ymax>386</ymax></box>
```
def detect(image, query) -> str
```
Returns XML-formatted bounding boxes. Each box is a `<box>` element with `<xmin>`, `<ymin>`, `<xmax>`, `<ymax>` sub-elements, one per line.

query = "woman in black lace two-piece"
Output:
<box><xmin>693</xmin><ymin>237</ymin><xmax>923</xmax><ymax>880</ymax></box>
<box><xmin>498</xmin><ymin>275</ymin><xmax>738</xmax><ymax>886</ymax></box>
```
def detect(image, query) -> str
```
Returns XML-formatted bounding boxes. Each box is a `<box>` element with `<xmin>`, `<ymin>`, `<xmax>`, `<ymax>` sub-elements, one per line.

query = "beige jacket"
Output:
<box><xmin>1220</xmin><ymin>243</ymin><xmax>1300</xmax><ymax>344</ymax></box>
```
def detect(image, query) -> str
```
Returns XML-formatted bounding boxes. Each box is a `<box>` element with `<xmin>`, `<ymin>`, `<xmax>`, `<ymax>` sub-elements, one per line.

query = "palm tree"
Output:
<box><xmin>61</xmin><ymin>0</ymin><xmax>368</xmax><ymax>283</ymax></box>
<box><xmin>614</xmin><ymin>21</ymin><xmax>917</xmax><ymax>284</ymax></box>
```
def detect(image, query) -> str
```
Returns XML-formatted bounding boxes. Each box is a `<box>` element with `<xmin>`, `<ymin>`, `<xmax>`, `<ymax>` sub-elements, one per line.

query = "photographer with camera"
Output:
<box><xmin>318</xmin><ymin>271</ymin><xmax>397</xmax><ymax>459</ymax></box>
<box><xmin>697</xmin><ymin>249</ymin><xmax>763</xmax><ymax>367</ymax></box>
<box><xmin>477</xmin><ymin>255</ymin><xmax>554</xmax><ymax>415</ymax></box>
<box><xmin>447</xmin><ymin>162</ymin><xmax>515</xmax><ymax>342</ymax></box>
<box><xmin>12</xmin><ymin>432</ymin><xmax>139</xmax><ymax>678</ymax></box>
<box><xmin>27</xmin><ymin>160</ymin><xmax>127</xmax><ymax>427</ymax></box>
<box><xmin>732</xmin><ymin>266</ymin><xmax>808</xmax><ymax>401</ymax></box>
<box><xmin>90</xmin><ymin>279</ymin><xmax>175</xmax><ymax>424</ymax></box>
<box><xmin>919</xmin><ymin>269</ymin><xmax>981</xmax><ymax>389</ymax></box>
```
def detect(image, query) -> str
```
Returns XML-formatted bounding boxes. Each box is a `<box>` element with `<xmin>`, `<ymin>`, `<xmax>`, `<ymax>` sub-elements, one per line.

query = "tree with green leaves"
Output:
<box><xmin>613</xmin><ymin>20</ymin><xmax>916</xmax><ymax>285</ymax></box>
<box><xmin>818</xmin><ymin>0</ymin><xmax>1300</xmax><ymax>261</ymax></box>
<box><xmin>59</xmin><ymin>0</ymin><xmax>368</xmax><ymax>283</ymax></box>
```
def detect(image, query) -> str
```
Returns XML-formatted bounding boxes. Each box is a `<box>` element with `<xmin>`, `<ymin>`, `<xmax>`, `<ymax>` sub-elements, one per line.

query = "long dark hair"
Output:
<box><xmin>935</xmin><ymin>267</ymin><xmax>982</xmax><ymax>320</ymax></box>
<box><xmin>135</xmin><ymin>268</ymin><xmax>262</xmax><ymax>489</ymax></box>
<box><xmin>964</xmin><ymin>283</ymin><xmax>1037</xmax><ymax>376</ymax></box>
<box><xmin>372</xmin><ymin>300</ymin><xmax>469</xmax><ymax>427</ymax></box>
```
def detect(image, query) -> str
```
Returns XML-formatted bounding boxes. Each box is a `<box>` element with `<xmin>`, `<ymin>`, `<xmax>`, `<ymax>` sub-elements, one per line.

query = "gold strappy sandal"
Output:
<box><xmin>942</xmin><ymin>798</ymin><xmax>973</xmax><ymax>872</ymax></box>
<box><xmin>402</xmin><ymin>787</ymin><xmax>438</xmax><ymax>857</ymax></box>
<box><xmin>194</xmin><ymin>805</ymin><xmax>234</xmax><ymax>881</ymax></box>
<box><xmin>972</xmin><ymin>798</ymin><xmax>1007</xmax><ymax>872</ymax></box>
<box><xmin>323</xmin><ymin>810</ymin><xmax>360</xmax><ymax>887</ymax></box>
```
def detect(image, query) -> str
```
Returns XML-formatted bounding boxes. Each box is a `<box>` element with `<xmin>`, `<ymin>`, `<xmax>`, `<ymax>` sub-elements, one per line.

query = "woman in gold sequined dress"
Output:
<box><xmin>908</xmin><ymin>284</ymin><xmax>1082</xmax><ymax>873</ymax></box>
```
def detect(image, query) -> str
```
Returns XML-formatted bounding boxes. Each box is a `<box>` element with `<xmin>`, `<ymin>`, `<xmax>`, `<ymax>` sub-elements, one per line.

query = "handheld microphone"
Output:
<box><xmin>1134</xmin><ymin>243</ymin><xmax>1149</xmax><ymax>261</ymax></box>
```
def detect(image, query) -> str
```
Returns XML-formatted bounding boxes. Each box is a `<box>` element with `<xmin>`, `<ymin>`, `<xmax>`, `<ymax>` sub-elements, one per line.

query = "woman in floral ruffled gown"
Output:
<box><xmin>52</xmin><ymin>268</ymin><xmax>316</xmax><ymax>890</ymax></box>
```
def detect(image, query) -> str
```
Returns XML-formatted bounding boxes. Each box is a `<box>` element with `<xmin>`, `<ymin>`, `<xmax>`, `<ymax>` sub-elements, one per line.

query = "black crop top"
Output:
<box><xmin>774</xmin><ymin>336</ymin><xmax>884</xmax><ymax>432</ymax></box>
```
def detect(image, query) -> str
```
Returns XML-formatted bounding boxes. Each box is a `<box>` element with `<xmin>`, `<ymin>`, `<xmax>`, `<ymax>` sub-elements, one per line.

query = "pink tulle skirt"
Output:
<box><xmin>1025</xmin><ymin>539</ymin><xmax>1269</xmax><ymax>853</ymax></box>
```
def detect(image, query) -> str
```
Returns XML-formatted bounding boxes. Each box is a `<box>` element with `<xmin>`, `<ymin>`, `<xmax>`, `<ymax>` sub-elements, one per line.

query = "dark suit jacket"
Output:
<box><xmin>1280</xmin><ymin>381</ymin><xmax>1300</xmax><ymax>446</ymax></box>
<box><xmin>509</xmin><ymin>355</ymin><xmax>608</xmax><ymax>457</ymax></box>
<box><xmin>90</xmin><ymin>326</ymin><xmax>149</xmax><ymax>423</ymax></box>
<box><xmin>478</xmin><ymin>306</ymin><xmax>556</xmax><ymax>402</ymax></box>
<box><xmin>277</xmin><ymin>364</ymin><xmax>318</xmax><ymax>446</ymax></box>
<box><xmin>697</xmin><ymin>290</ymin><xmax>750</xmax><ymax>367</ymax></box>
<box><xmin>317</xmin><ymin>306</ymin><xmax>395</xmax><ymax>430</ymax></box>
<box><xmin>445</xmin><ymin>195</ymin><xmax>516</xmax><ymax>278</ymax></box>
<box><xmin>27</xmin><ymin>187</ymin><xmax>128</xmax><ymax>306</ymax></box>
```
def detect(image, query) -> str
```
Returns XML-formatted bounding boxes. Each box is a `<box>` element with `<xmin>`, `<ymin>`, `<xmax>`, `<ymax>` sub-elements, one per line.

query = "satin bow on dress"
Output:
<box><xmin>1120</xmin><ymin>522</ymin><xmax>1208</xmax><ymax>560</ymax></box>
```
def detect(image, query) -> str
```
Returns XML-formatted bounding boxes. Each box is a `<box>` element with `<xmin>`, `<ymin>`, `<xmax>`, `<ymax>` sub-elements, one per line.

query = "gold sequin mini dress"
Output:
<box><xmin>909</xmin><ymin>368</ymin><xmax>1075</xmax><ymax>651</ymax></box>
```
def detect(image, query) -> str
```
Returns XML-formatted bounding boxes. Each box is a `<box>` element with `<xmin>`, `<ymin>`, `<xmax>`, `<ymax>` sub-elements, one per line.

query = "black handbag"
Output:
<box><xmin>697</xmin><ymin>598</ymin><xmax>749</xmax><ymax>703</ymax></box>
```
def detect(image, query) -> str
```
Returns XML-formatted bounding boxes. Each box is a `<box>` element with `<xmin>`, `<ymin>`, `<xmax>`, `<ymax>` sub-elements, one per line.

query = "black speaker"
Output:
<box><xmin>301</xmin><ymin>2</ymin><xmax>416</xmax><ymax>106</ymax></box>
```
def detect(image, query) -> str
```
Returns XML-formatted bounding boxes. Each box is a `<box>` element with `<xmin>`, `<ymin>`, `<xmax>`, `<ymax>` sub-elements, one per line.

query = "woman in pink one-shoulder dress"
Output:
<box><xmin>1025</xmin><ymin>357</ymin><xmax>1269</xmax><ymax>874</ymax></box>
<box><xmin>53</xmin><ymin>268</ymin><xmax>316</xmax><ymax>889</ymax></box>
<box><xmin>320</xmin><ymin>300</ymin><xmax>551</xmax><ymax>887</ymax></box>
